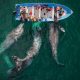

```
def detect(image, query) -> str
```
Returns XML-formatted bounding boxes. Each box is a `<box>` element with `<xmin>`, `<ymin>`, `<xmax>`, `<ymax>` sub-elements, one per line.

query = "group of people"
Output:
<box><xmin>54</xmin><ymin>6</ymin><xmax>65</xmax><ymax>22</ymax></box>
<box><xmin>20</xmin><ymin>6</ymin><xmax>38</xmax><ymax>22</ymax></box>
<box><xmin>18</xmin><ymin>6</ymin><xmax>65</xmax><ymax>22</ymax></box>
<box><xmin>57</xmin><ymin>6</ymin><xmax>65</xmax><ymax>17</ymax></box>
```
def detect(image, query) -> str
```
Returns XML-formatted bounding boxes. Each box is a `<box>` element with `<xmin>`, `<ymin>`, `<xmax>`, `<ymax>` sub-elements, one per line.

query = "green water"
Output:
<box><xmin>0</xmin><ymin>0</ymin><xmax>80</xmax><ymax>80</ymax></box>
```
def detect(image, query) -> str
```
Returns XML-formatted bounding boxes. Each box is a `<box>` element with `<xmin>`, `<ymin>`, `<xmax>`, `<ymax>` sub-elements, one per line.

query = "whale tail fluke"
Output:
<box><xmin>53</xmin><ymin>54</ymin><xmax>64</xmax><ymax>66</ymax></box>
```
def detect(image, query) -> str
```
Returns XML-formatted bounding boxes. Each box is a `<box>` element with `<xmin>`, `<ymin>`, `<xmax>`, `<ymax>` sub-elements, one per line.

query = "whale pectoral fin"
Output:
<box><xmin>59</xmin><ymin>26</ymin><xmax>65</xmax><ymax>32</ymax></box>
<box><xmin>52</xmin><ymin>49</ymin><xmax>64</xmax><ymax>66</ymax></box>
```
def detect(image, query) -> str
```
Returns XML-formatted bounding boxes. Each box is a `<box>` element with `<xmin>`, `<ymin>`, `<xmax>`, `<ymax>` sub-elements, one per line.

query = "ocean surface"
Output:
<box><xmin>0</xmin><ymin>0</ymin><xmax>80</xmax><ymax>80</ymax></box>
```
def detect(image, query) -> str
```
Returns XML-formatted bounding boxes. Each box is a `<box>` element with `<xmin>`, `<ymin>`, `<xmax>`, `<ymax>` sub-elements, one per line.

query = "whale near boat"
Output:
<box><xmin>15</xmin><ymin>3</ymin><xmax>73</xmax><ymax>22</ymax></box>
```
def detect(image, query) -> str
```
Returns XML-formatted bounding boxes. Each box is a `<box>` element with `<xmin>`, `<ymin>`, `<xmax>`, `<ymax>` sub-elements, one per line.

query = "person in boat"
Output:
<box><xmin>56</xmin><ymin>6</ymin><xmax>65</xmax><ymax>18</ymax></box>
<box><xmin>20</xmin><ymin>6</ymin><xmax>28</xmax><ymax>22</ymax></box>
<box><xmin>46</xmin><ymin>7</ymin><xmax>52</xmax><ymax>12</ymax></box>
<box><xmin>29</xmin><ymin>10</ymin><xmax>38</xmax><ymax>21</ymax></box>
<box><xmin>54</xmin><ymin>6</ymin><xmax>58</xmax><ymax>22</ymax></box>
<box><xmin>54</xmin><ymin>7</ymin><xmax>65</xmax><ymax>32</ymax></box>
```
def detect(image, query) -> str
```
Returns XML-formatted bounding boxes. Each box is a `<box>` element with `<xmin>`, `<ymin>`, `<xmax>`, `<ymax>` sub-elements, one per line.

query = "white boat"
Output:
<box><xmin>15</xmin><ymin>3</ymin><xmax>73</xmax><ymax>22</ymax></box>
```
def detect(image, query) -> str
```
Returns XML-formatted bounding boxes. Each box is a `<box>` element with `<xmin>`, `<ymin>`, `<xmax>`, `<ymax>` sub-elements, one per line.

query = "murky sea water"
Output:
<box><xmin>0</xmin><ymin>0</ymin><xmax>80</xmax><ymax>80</ymax></box>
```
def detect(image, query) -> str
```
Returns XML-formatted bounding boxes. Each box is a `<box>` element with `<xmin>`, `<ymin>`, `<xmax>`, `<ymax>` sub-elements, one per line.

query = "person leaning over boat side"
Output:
<box><xmin>54</xmin><ymin>7</ymin><xmax>65</xmax><ymax>32</ymax></box>
<box><xmin>56</xmin><ymin>6</ymin><xmax>66</xmax><ymax>18</ymax></box>
<box><xmin>54</xmin><ymin>7</ymin><xmax>58</xmax><ymax>22</ymax></box>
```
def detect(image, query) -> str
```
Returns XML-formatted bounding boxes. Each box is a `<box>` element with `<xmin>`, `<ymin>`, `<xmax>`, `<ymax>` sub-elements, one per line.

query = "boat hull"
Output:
<box><xmin>15</xmin><ymin>3</ymin><xmax>73</xmax><ymax>22</ymax></box>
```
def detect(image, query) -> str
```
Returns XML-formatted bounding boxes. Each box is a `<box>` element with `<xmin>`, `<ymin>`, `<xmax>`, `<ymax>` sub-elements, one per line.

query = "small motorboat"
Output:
<box><xmin>15</xmin><ymin>3</ymin><xmax>73</xmax><ymax>22</ymax></box>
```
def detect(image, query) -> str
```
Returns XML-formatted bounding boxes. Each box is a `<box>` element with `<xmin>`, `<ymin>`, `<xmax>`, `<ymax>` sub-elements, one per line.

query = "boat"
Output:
<box><xmin>15</xmin><ymin>3</ymin><xmax>73</xmax><ymax>22</ymax></box>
